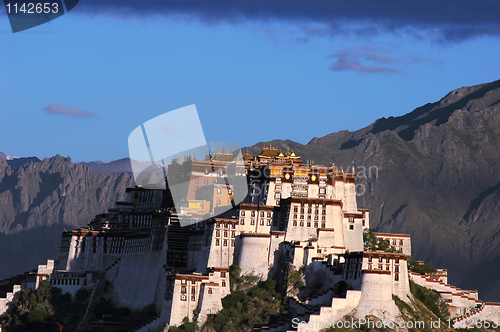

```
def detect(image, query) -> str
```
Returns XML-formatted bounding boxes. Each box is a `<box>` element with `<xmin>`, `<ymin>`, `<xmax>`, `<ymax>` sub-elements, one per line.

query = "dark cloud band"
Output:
<box><xmin>70</xmin><ymin>0</ymin><xmax>500</xmax><ymax>41</ymax></box>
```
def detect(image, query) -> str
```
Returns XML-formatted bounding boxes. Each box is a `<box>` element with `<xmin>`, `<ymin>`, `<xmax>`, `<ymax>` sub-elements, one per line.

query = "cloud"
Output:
<box><xmin>71</xmin><ymin>0</ymin><xmax>500</xmax><ymax>42</ymax></box>
<box><xmin>328</xmin><ymin>47</ymin><xmax>403</xmax><ymax>74</ymax></box>
<box><xmin>43</xmin><ymin>104</ymin><xmax>99</xmax><ymax>118</ymax></box>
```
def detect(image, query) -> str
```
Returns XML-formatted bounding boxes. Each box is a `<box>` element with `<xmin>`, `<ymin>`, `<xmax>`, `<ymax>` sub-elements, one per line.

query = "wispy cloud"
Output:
<box><xmin>70</xmin><ymin>0</ymin><xmax>500</xmax><ymax>42</ymax></box>
<box><xmin>43</xmin><ymin>104</ymin><xmax>99</xmax><ymax>118</ymax></box>
<box><xmin>328</xmin><ymin>47</ymin><xmax>403</xmax><ymax>74</ymax></box>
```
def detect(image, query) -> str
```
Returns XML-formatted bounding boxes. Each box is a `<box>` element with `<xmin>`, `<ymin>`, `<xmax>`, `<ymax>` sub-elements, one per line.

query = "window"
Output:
<box><xmin>241</xmin><ymin>211</ymin><xmax>245</xmax><ymax>216</ymax></box>
<box><xmin>240</xmin><ymin>219</ymin><xmax>245</xmax><ymax>225</ymax></box>
<box><xmin>301</xmin><ymin>208</ymin><xmax>305</xmax><ymax>214</ymax></box>
<box><xmin>378</xmin><ymin>257</ymin><xmax>383</xmax><ymax>263</ymax></box>
<box><xmin>294</xmin><ymin>207</ymin><xmax>298</xmax><ymax>213</ymax></box>
<box><xmin>216</xmin><ymin>223</ymin><xmax>220</xmax><ymax>228</ymax></box>
<box><xmin>181</xmin><ymin>294</ymin><xmax>187</xmax><ymax>301</ymax></box>
<box><xmin>322</xmin><ymin>209</ymin><xmax>326</xmax><ymax>215</ymax></box>
<box><xmin>300</xmin><ymin>215</ymin><xmax>304</xmax><ymax>219</ymax></box>
<box><xmin>222</xmin><ymin>281</ymin><xmax>226</xmax><ymax>287</ymax></box>
<box><xmin>386</xmin><ymin>265</ymin><xmax>390</xmax><ymax>270</ymax></box>
<box><xmin>307</xmin><ymin>222</ymin><xmax>311</xmax><ymax>227</ymax></box>
<box><xmin>217</xmin><ymin>188</ymin><xmax>221</xmax><ymax>194</ymax></box>
<box><xmin>293</xmin><ymin>221</ymin><xmax>297</xmax><ymax>226</ymax></box>
<box><xmin>208</xmin><ymin>288</ymin><xmax>212</xmax><ymax>294</ymax></box>
<box><xmin>224</xmin><ymin>223</ymin><xmax>229</xmax><ymax>229</ymax></box>
<box><xmin>395</xmin><ymin>266</ymin><xmax>399</xmax><ymax>272</ymax></box>
<box><xmin>395</xmin><ymin>273</ymin><xmax>399</xmax><ymax>281</ymax></box>
<box><xmin>307</xmin><ymin>215</ymin><xmax>311</xmax><ymax>220</ymax></box>
<box><xmin>231</xmin><ymin>240</ymin><xmax>235</xmax><ymax>247</ymax></box>
<box><xmin>215</xmin><ymin>239</ymin><xmax>220</xmax><ymax>246</ymax></box>
<box><xmin>321</xmin><ymin>216</ymin><xmax>326</xmax><ymax>221</ymax></box>
<box><xmin>368</xmin><ymin>257</ymin><xmax>372</xmax><ymax>263</ymax></box>
<box><xmin>368</xmin><ymin>264</ymin><xmax>372</xmax><ymax>270</ymax></box>
<box><xmin>260</xmin><ymin>212</ymin><xmax>265</xmax><ymax>217</ymax></box>
<box><xmin>223</xmin><ymin>240</ymin><xmax>227</xmax><ymax>246</ymax></box>
<box><xmin>308</xmin><ymin>208</ymin><xmax>312</xmax><ymax>214</ymax></box>
<box><xmin>395</xmin><ymin>258</ymin><xmax>399</xmax><ymax>264</ymax></box>
<box><xmin>267</xmin><ymin>219</ymin><xmax>271</xmax><ymax>226</ymax></box>
<box><xmin>191</xmin><ymin>295</ymin><xmax>196</xmax><ymax>301</ymax></box>
<box><xmin>314</xmin><ymin>222</ymin><xmax>318</xmax><ymax>228</ymax></box>
<box><xmin>224</xmin><ymin>231</ymin><xmax>228</xmax><ymax>237</ymax></box>
<box><xmin>267</xmin><ymin>212</ymin><xmax>271</xmax><ymax>217</ymax></box>
<box><xmin>378</xmin><ymin>264</ymin><xmax>382</xmax><ymax>269</ymax></box>
<box><xmin>231</xmin><ymin>231</ymin><xmax>235</xmax><ymax>238</ymax></box>
<box><xmin>293</xmin><ymin>213</ymin><xmax>297</xmax><ymax>219</ymax></box>
<box><xmin>216</xmin><ymin>230</ymin><xmax>220</xmax><ymax>237</ymax></box>
<box><xmin>251</xmin><ymin>219</ymin><xmax>255</xmax><ymax>225</ymax></box>
<box><xmin>392</xmin><ymin>240</ymin><xmax>396</xmax><ymax>245</ymax></box>
<box><xmin>300</xmin><ymin>221</ymin><xmax>304</xmax><ymax>227</ymax></box>
<box><xmin>181</xmin><ymin>286</ymin><xmax>187</xmax><ymax>293</ymax></box>
<box><xmin>314</xmin><ymin>215</ymin><xmax>318</xmax><ymax>220</ymax></box>
<box><xmin>321</xmin><ymin>223</ymin><xmax>326</xmax><ymax>228</ymax></box>
<box><xmin>399</xmin><ymin>240</ymin><xmax>404</xmax><ymax>245</ymax></box>
<box><xmin>362</xmin><ymin>220</ymin><xmax>365</xmax><ymax>226</ymax></box>
<box><xmin>192</xmin><ymin>280</ymin><xmax>196</xmax><ymax>284</ymax></box>
<box><xmin>191</xmin><ymin>287</ymin><xmax>196</xmax><ymax>294</ymax></box>
<box><xmin>181</xmin><ymin>279</ymin><xmax>187</xmax><ymax>285</ymax></box>
<box><xmin>259</xmin><ymin>219</ymin><xmax>264</xmax><ymax>225</ymax></box>
<box><xmin>386</xmin><ymin>258</ymin><xmax>390</xmax><ymax>263</ymax></box>
<box><xmin>251</xmin><ymin>211</ymin><xmax>255</xmax><ymax>217</ymax></box>
<box><xmin>349</xmin><ymin>225</ymin><xmax>354</xmax><ymax>230</ymax></box>
<box><xmin>349</xmin><ymin>217</ymin><xmax>354</xmax><ymax>223</ymax></box>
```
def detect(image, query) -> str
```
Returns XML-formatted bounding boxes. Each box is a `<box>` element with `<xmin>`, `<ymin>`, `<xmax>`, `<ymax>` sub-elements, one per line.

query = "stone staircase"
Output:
<box><xmin>76</xmin><ymin>275</ymin><xmax>105</xmax><ymax>332</ymax></box>
<box><xmin>452</xmin><ymin>302</ymin><xmax>485</xmax><ymax>328</ymax></box>
<box><xmin>253</xmin><ymin>297</ymin><xmax>321</xmax><ymax>332</ymax></box>
<box><xmin>131</xmin><ymin>314</ymin><xmax>162</xmax><ymax>332</ymax></box>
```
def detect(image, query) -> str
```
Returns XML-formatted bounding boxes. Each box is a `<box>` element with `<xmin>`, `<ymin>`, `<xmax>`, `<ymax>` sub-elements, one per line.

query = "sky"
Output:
<box><xmin>1</xmin><ymin>1</ymin><xmax>500</xmax><ymax>162</ymax></box>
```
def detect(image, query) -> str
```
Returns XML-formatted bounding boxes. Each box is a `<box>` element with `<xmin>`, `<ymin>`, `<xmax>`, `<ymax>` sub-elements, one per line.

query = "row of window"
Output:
<box><xmin>215</xmin><ymin>239</ymin><xmax>235</xmax><ymax>246</ymax></box>
<box><xmin>292</xmin><ymin>221</ymin><xmax>327</xmax><ymax>228</ymax></box>
<box><xmin>51</xmin><ymin>278</ymin><xmax>82</xmax><ymax>286</ymax></box>
<box><xmin>215</xmin><ymin>230</ymin><xmax>236</xmax><ymax>238</ymax></box>
<box><xmin>367</xmin><ymin>264</ymin><xmax>400</xmax><ymax>272</ymax></box>
<box><xmin>367</xmin><ymin>257</ymin><xmax>400</xmax><ymax>264</ymax></box>
<box><xmin>293</xmin><ymin>207</ymin><xmax>327</xmax><ymax>214</ymax></box>
<box><xmin>293</xmin><ymin>214</ymin><xmax>326</xmax><ymax>220</ymax></box>
<box><xmin>239</xmin><ymin>219</ymin><xmax>275</xmax><ymax>226</ymax></box>
<box><xmin>215</xmin><ymin>223</ymin><xmax>236</xmax><ymax>229</ymax></box>
<box><xmin>241</xmin><ymin>211</ymin><xmax>273</xmax><ymax>218</ymax></box>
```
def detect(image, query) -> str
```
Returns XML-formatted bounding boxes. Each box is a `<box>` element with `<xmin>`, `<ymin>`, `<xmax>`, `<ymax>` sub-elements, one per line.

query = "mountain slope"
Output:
<box><xmin>0</xmin><ymin>155</ymin><xmax>135</xmax><ymax>279</ymax></box>
<box><xmin>246</xmin><ymin>79</ymin><xmax>500</xmax><ymax>300</ymax></box>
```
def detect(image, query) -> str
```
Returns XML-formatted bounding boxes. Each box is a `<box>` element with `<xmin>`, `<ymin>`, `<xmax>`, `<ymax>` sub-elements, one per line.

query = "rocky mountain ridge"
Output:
<box><xmin>0</xmin><ymin>155</ymin><xmax>135</xmax><ymax>279</ymax></box>
<box><xmin>245</xmin><ymin>79</ymin><xmax>500</xmax><ymax>301</ymax></box>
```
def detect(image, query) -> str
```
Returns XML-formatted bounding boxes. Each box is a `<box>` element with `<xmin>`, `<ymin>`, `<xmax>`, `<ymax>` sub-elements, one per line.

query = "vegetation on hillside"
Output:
<box><xmin>0</xmin><ymin>280</ymin><xmax>90</xmax><ymax>332</ymax></box>
<box><xmin>170</xmin><ymin>265</ymin><xmax>286</xmax><ymax>332</ymax></box>
<box><xmin>409</xmin><ymin>280</ymin><xmax>449</xmax><ymax>321</ymax></box>
<box><xmin>408</xmin><ymin>256</ymin><xmax>438</xmax><ymax>275</ymax></box>
<box><xmin>0</xmin><ymin>280</ymin><xmax>158</xmax><ymax>332</ymax></box>
<box><xmin>363</xmin><ymin>229</ymin><xmax>396</xmax><ymax>252</ymax></box>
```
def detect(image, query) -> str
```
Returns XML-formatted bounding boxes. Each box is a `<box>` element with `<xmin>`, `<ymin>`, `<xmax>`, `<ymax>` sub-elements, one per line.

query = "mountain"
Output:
<box><xmin>77</xmin><ymin>158</ymin><xmax>154</xmax><ymax>176</ymax></box>
<box><xmin>0</xmin><ymin>151</ymin><xmax>41</xmax><ymax>170</ymax></box>
<box><xmin>245</xmin><ymin>78</ymin><xmax>500</xmax><ymax>301</ymax></box>
<box><xmin>0</xmin><ymin>155</ymin><xmax>135</xmax><ymax>279</ymax></box>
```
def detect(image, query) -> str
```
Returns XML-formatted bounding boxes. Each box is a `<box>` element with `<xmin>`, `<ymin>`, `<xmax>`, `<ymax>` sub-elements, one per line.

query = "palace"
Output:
<box><xmin>1</xmin><ymin>145</ymin><xmax>499</xmax><ymax>331</ymax></box>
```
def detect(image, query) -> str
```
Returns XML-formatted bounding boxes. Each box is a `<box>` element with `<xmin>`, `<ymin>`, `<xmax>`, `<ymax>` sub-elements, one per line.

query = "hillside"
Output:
<box><xmin>245</xmin><ymin>79</ymin><xmax>500</xmax><ymax>301</ymax></box>
<box><xmin>0</xmin><ymin>155</ymin><xmax>135</xmax><ymax>279</ymax></box>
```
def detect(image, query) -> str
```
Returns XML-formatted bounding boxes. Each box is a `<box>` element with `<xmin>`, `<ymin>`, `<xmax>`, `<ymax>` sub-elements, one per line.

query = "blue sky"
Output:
<box><xmin>1</xmin><ymin>1</ymin><xmax>500</xmax><ymax>162</ymax></box>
